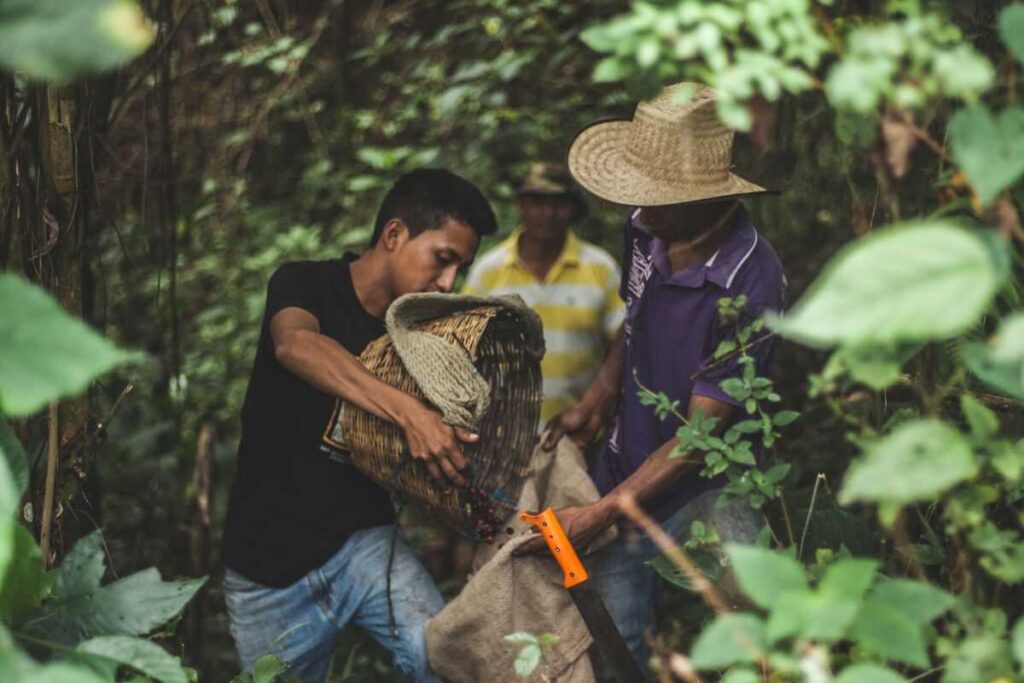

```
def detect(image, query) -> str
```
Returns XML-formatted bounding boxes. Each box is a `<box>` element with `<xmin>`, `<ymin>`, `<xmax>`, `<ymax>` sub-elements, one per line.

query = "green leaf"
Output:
<box><xmin>725</xmin><ymin>545</ymin><xmax>807</xmax><ymax>610</ymax></box>
<box><xmin>0</xmin><ymin>419</ymin><xmax>27</xmax><ymax>497</ymax></box>
<box><xmin>818</xmin><ymin>558</ymin><xmax>878</xmax><ymax>601</ymax></box>
<box><xmin>831</xmin><ymin>344</ymin><xmax>917</xmax><ymax>390</ymax></box>
<box><xmin>0</xmin><ymin>646</ymin><xmax>107</xmax><ymax>682</ymax></box>
<box><xmin>27</xmin><ymin>567</ymin><xmax>205</xmax><ymax>645</ymax></box>
<box><xmin>867</xmin><ymin>579</ymin><xmax>955</xmax><ymax>625</ymax></box>
<box><xmin>252</xmin><ymin>654</ymin><xmax>287</xmax><ymax>683</ymax></box>
<box><xmin>0</xmin><ymin>274</ymin><xmax>141</xmax><ymax>417</ymax></box>
<box><xmin>840</xmin><ymin>419</ymin><xmax>977</xmax><ymax>507</ymax></box>
<box><xmin>835</xmin><ymin>663</ymin><xmax>908</xmax><ymax>683</ymax></box>
<box><xmin>0</xmin><ymin>524</ymin><xmax>51</xmax><ymax>625</ymax></box>
<box><xmin>942</xmin><ymin>635</ymin><xmax>1014</xmax><ymax>683</ymax></box>
<box><xmin>949</xmin><ymin>104</ymin><xmax>1024</xmax><ymax>207</ymax></box>
<box><xmin>769</xmin><ymin>222</ymin><xmax>1000</xmax><ymax>347</ymax></box>
<box><xmin>850</xmin><ymin>602</ymin><xmax>928</xmax><ymax>668</ymax></box>
<box><xmin>999</xmin><ymin>4</ymin><xmax>1024</xmax><ymax>66</ymax></box>
<box><xmin>77</xmin><ymin>636</ymin><xmax>188</xmax><ymax>683</ymax></box>
<box><xmin>52</xmin><ymin>531</ymin><xmax>107</xmax><ymax>602</ymax></box>
<box><xmin>504</xmin><ymin>632</ymin><xmax>538</xmax><ymax>646</ymax></box>
<box><xmin>721</xmin><ymin>669</ymin><xmax>760</xmax><ymax>683</ymax></box>
<box><xmin>593</xmin><ymin>57</ymin><xmax>630</xmax><ymax>83</ymax></box>
<box><xmin>962</xmin><ymin>341</ymin><xmax>1024</xmax><ymax>401</ymax></box>
<box><xmin>771</xmin><ymin>411</ymin><xmax>799</xmax><ymax>427</ymax></box>
<box><xmin>0</xmin><ymin>0</ymin><xmax>154</xmax><ymax>82</ymax></box>
<box><xmin>1012</xmin><ymin>617</ymin><xmax>1024</xmax><ymax>667</ymax></box>
<box><xmin>513</xmin><ymin>643</ymin><xmax>541</xmax><ymax>678</ymax></box>
<box><xmin>960</xmin><ymin>394</ymin><xmax>999</xmax><ymax>440</ymax></box>
<box><xmin>690</xmin><ymin>613</ymin><xmax>765</xmax><ymax>669</ymax></box>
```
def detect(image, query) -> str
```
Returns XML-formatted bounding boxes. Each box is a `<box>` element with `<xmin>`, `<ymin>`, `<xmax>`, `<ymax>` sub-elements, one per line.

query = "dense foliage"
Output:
<box><xmin>1</xmin><ymin>0</ymin><xmax>1023</xmax><ymax>681</ymax></box>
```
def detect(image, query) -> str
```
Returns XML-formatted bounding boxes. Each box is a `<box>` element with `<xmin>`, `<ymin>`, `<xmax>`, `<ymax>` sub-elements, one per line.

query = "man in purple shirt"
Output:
<box><xmin>521</xmin><ymin>83</ymin><xmax>786</xmax><ymax>664</ymax></box>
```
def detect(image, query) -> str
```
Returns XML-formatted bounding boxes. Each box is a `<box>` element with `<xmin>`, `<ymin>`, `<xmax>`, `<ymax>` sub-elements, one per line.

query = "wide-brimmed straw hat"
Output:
<box><xmin>568</xmin><ymin>82</ymin><xmax>771</xmax><ymax>207</ymax></box>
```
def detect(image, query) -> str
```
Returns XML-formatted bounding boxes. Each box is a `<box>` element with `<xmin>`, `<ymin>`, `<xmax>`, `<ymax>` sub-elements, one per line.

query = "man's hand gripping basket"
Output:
<box><xmin>323</xmin><ymin>293</ymin><xmax>545</xmax><ymax>542</ymax></box>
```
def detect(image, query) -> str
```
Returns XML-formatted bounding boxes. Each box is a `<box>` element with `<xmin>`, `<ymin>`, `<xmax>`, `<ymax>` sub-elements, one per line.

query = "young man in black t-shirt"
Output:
<box><xmin>222</xmin><ymin>169</ymin><xmax>498</xmax><ymax>682</ymax></box>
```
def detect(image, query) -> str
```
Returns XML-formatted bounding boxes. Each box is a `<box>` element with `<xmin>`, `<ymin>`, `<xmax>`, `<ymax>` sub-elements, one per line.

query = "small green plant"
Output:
<box><xmin>637</xmin><ymin>295</ymin><xmax>798</xmax><ymax>511</ymax></box>
<box><xmin>504</xmin><ymin>631</ymin><xmax>559</xmax><ymax>681</ymax></box>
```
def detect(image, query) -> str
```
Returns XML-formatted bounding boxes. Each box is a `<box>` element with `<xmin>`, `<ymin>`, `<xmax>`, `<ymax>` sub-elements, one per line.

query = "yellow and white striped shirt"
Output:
<box><xmin>463</xmin><ymin>228</ymin><xmax>625</xmax><ymax>429</ymax></box>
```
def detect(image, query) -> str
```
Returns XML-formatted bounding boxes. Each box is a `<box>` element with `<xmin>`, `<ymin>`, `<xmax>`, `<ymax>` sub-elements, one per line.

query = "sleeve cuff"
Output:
<box><xmin>691</xmin><ymin>379</ymin><xmax>743</xmax><ymax>408</ymax></box>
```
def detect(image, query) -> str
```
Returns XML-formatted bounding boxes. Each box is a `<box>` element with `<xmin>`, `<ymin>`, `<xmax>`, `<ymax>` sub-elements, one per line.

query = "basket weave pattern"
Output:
<box><xmin>339</xmin><ymin>305</ymin><xmax>542</xmax><ymax>539</ymax></box>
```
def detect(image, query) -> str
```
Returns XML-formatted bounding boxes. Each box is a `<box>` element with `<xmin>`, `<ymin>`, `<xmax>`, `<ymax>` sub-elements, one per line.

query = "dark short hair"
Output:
<box><xmin>369</xmin><ymin>169</ymin><xmax>498</xmax><ymax>246</ymax></box>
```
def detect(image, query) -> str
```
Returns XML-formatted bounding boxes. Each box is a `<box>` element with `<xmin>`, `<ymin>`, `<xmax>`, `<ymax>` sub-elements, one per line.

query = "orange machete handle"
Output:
<box><xmin>519</xmin><ymin>508</ymin><xmax>588</xmax><ymax>589</ymax></box>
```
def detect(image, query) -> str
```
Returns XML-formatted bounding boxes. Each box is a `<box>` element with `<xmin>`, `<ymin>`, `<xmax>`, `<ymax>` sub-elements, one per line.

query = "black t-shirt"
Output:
<box><xmin>223</xmin><ymin>255</ymin><xmax>395</xmax><ymax>587</ymax></box>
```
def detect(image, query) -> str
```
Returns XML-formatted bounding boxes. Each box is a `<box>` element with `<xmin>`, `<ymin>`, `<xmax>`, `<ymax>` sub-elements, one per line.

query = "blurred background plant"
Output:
<box><xmin>2</xmin><ymin>0</ymin><xmax>1023</xmax><ymax>680</ymax></box>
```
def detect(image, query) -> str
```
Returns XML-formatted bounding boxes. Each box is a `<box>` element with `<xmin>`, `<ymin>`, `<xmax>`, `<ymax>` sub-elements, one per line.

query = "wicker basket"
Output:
<box><xmin>323</xmin><ymin>304</ymin><xmax>543</xmax><ymax>540</ymax></box>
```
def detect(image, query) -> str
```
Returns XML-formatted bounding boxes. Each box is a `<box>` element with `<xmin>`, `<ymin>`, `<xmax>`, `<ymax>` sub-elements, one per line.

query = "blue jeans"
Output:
<box><xmin>590</xmin><ymin>489</ymin><xmax>760</xmax><ymax>671</ymax></box>
<box><xmin>224</xmin><ymin>525</ymin><xmax>444</xmax><ymax>682</ymax></box>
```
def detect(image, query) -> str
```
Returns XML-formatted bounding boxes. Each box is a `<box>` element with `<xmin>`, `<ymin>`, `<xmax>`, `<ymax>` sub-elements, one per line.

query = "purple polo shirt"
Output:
<box><xmin>591</xmin><ymin>207</ymin><xmax>786</xmax><ymax>518</ymax></box>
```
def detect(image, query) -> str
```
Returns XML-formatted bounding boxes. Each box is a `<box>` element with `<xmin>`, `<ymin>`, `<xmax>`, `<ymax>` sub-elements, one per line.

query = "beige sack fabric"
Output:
<box><xmin>427</xmin><ymin>436</ymin><xmax>616</xmax><ymax>683</ymax></box>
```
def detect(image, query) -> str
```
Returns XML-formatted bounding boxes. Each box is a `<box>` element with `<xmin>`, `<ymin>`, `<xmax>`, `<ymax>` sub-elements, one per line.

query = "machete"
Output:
<box><xmin>520</xmin><ymin>508</ymin><xmax>645</xmax><ymax>682</ymax></box>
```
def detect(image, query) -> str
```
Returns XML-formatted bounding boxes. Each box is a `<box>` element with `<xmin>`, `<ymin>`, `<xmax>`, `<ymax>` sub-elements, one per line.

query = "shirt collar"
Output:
<box><xmin>632</xmin><ymin>208</ymin><xmax>758</xmax><ymax>289</ymax></box>
<box><xmin>503</xmin><ymin>226</ymin><xmax>582</xmax><ymax>269</ymax></box>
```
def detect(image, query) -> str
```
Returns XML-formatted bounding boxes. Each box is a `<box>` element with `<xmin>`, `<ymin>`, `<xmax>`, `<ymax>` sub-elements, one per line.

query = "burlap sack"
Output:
<box><xmin>427</xmin><ymin>437</ymin><xmax>615</xmax><ymax>683</ymax></box>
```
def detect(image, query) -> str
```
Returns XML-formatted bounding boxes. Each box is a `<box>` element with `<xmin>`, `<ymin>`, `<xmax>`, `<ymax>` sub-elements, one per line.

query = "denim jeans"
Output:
<box><xmin>224</xmin><ymin>525</ymin><xmax>444</xmax><ymax>682</ymax></box>
<box><xmin>590</xmin><ymin>488</ymin><xmax>760</xmax><ymax>672</ymax></box>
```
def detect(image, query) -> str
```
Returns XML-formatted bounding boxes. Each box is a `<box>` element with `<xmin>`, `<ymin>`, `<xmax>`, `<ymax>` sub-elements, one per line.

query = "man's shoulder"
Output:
<box><xmin>576</xmin><ymin>238</ymin><xmax>620</xmax><ymax>273</ymax></box>
<box><xmin>729</xmin><ymin>229</ymin><xmax>786</xmax><ymax>304</ymax></box>
<box><xmin>270</xmin><ymin>258</ymin><xmax>341</xmax><ymax>282</ymax></box>
<box><xmin>466</xmin><ymin>240</ymin><xmax>513</xmax><ymax>281</ymax></box>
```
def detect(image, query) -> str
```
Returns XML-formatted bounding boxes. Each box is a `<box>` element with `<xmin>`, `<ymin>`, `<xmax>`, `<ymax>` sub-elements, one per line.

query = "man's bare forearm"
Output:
<box><xmin>274</xmin><ymin>327</ymin><xmax>416</xmax><ymax>428</ymax></box>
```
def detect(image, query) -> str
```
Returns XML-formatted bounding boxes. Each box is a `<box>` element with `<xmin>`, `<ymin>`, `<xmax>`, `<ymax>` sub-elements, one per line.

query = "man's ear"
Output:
<box><xmin>379</xmin><ymin>219</ymin><xmax>409</xmax><ymax>252</ymax></box>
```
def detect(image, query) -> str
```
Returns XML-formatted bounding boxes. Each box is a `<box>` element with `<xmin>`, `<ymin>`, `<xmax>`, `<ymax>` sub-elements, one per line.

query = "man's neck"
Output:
<box><xmin>517</xmin><ymin>228</ymin><xmax>567</xmax><ymax>280</ymax></box>
<box><xmin>349</xmin><ymin>250</ymin><xmax>394</xmax><ymax>319</ymax></box>
<box><xmin>656</xmin><ymin>203</ymin><xmax>739</xmax><ymax>274</ymax></box>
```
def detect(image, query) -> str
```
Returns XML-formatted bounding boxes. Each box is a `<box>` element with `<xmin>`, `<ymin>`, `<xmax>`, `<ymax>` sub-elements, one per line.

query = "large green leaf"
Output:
<box><xmin>0</xmin><ymin>0</ymin><xmax>153</xmax><ymax>82</ymax></box>
<box><xmin>948</xmin><ymin>104</ymin><xmax>1024</xmax><ymax>207</ymax></box>
<box><xmin>999</xmin><ymin>4</ymin><xmax>1024</xmax><ymax>66</ymax></box>
<box><xmin>690</xmin><ymin>613</ymin><xmax>765</xmax><ymax>669</ymax></box>
<box><xmin>725</xmin><ymin>545</ymin><xmax>807</xmax><ymax>610</ymax></box>
<box><xmin>769</xmin><ymin>223</ymin><xmax>1000</xmax><ymax>347</ymax></box>
<box><xmin>840</xmin><ymin>419</ymin><xmax>977</xmax><ymax>507</ymax></box>
<box><xmin>0</xmin><ymin>524</ymin><xmax>51</xmax><ymax>626</ymax></box>
<box><xmin>51</xmin><ymin>531</ymin><xmax>107</xmax><ymax>603</ymax></box>
<box><xmin>77</xmin><ymin>636</ymin><xmax>188</xmax><ymax>683</ymax></box>
<box><xmin>0</xmin><ymin>452</ymin><xmax>19</xmax><ymax>589</ymax></box>
<box><xmin>0</xmin><ymin>274</ymin><xmax>140</xmax><ymax>417</ymax></box>
<box><xmin>0</xmin><ymin>632</ymin><xmax>107</xmax><ymax>683</ymax></box>
<box><xmin>0</xmin><ymin>419</ymin><xmax>27</xmax><ymax>497</ymax></box>
<box><xmin>867</xmin><ymin>579</ymin><xmax>956</xmax><ymax>625</ymax></box>
<box><xmin>26</xmin><ymin>567</ymin><xmax>205</xmax><ymax>645</ymax></box>
<box><xmin>835</xmin><ymin>664</ymin><xmax>907</xmax><ymax>683</ymax></box>
<box><xmin>850</xmin><ymin>602</ymin><xmax>929</xmax><ymax>668</ymax></box>
<box><xmin>764</xmin><ymin>589</ymin><xmax>859</xmax><ymax>644</ymax></box>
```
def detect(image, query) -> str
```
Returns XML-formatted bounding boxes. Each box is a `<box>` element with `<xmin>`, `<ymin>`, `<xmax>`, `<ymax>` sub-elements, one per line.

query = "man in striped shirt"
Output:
<box><xmin>463</xmin><ymin>163</ymin><xmax>624</xmax><ymax>431</ymax></box>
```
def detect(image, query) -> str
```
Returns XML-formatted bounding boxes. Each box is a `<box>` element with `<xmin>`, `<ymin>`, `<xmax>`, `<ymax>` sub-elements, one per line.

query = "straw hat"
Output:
<box><xmin>516</xmin><ymin>161</ymin><xmax>588</xmax><ymax>219</ymax></box>
<box><xmin>568</xmin><ymin>82</ymin><xmax>771</xmax><ymax>207</ymax></box>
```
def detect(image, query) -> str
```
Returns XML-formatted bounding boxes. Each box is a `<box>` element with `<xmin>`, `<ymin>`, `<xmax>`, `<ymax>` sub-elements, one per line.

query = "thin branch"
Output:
<box><xmin>691</xmin><ymin>332</ymin><xmax>776</xmax><ymax>380</ymax></box>
<box><xmin>798</xmin><ymin>474</ymin><xmax>825</xmax><ymax>561</ymax></box>
<box><xmin>617</xmin><ymin>494</ymin><xmax>731</xmax><ymax>615</ymax></box>
<box><xmin>40</xmin><ymin>402</ymin><xmax>59</xmax><ymax>567</ymax></box>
